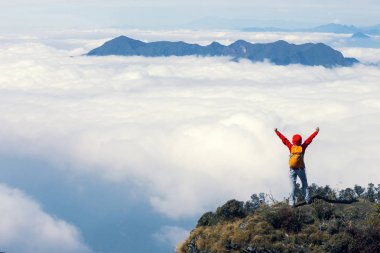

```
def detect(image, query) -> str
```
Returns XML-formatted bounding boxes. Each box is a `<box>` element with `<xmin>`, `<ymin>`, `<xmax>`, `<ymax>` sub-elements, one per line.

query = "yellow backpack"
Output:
<box><xmin>289</xmin><ymin>145</ymin><xmax>305</xmax><ymax>169</ymax></box>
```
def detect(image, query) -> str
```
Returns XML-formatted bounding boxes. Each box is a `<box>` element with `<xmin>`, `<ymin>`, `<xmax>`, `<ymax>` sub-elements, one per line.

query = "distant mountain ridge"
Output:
<box><xmin>87</xmin><ymin>36</ymin><xmax>358</xmax><ymax>67</ymax></box>
<box><xmin>244</xmin><ymin>23</ymin><xmax>380</xmax><ymax>35</ymax></box>
<box><xmin>351</xmin><ymin>32</ymin><xmax>370</xmax><ymax>39</ymax></box>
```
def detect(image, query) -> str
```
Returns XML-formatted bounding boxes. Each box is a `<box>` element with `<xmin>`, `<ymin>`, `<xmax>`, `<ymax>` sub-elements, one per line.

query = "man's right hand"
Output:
<box><xmin>316</xmin><ymin>127</ymin><xmax>319</xmax><ymax>132</ymax></box>
<box><xmin>274</xmin><ymin>128</ymin><xmax>278</xmax><ymax>132</ymax></box>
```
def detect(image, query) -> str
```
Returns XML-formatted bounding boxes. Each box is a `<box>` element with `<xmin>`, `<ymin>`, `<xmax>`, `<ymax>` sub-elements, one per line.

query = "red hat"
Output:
<box><xmin>292</xmin><ymin>134</ymin><xmax>302</xmax><ymax>145</ymax></box>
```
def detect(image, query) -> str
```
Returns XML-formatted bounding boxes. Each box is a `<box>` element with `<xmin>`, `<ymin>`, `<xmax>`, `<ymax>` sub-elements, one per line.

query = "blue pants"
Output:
<box><xmin>289</xmin><ymin>168</ymin><xmax>310</xmax><ymax>205</ymax></box>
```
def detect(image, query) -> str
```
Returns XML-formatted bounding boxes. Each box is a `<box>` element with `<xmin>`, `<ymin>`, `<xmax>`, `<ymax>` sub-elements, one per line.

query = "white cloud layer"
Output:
<box><xmin>0</xmin><ymin>184</ymin><xmax>91</xmax><ymax>253</ymax></box>
<box><xmin>340</xmin><ymin>47</ymin><xmax>380</xmax><ymax>64</ymax></box>
<box><xmin>0</xmin><ymin>32</ymin><xmax>379</xmax><ymax>218</ymax></box>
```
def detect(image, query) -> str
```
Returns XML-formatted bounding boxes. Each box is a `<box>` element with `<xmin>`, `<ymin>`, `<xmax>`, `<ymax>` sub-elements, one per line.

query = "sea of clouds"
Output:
<box><xmin>0</xmin><ymin>184</ymin><xmax>90</xmax><ymax>253</ymax></box>
<box><xmin>1</xmin><ymin>30</ymin><xmax>380</xmax><ymax>251</ymax></box>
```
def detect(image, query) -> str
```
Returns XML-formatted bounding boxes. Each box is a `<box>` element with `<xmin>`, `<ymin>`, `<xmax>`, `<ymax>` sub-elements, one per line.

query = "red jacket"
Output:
<box><xmin>275</xmin><ymin>129</ymin><xmax>318</xmax><ymax>153</ymax></box>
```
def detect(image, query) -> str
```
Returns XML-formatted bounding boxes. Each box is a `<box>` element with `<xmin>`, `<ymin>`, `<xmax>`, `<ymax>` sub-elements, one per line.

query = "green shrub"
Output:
<box><xmin>262</xmin><ymin>204</ymin><xmax>313</xmax><ymax>232</ymax></box>
<box><xmin>197</xmin><ymin>211</ymin><xmax>216</xmax><ymax>227</ymax></box>
<box><xmin>325</xmin><ymin>233</ymin><xmax>351</xmax><ymax>253</ymax></box>
<box><xmin>374</xmin><ymin>203</ymin><xmax>380</xmax><ymax>214</ymax></box>
<box><xmin>215</xmin><ymin>199</ymin><xmax>245</xmax><ymax>221</ymax></box>
<box><xmin>346</xmin><ymin>223</ymin><xmax>380</xmax><ymax>253</ymax></box>
<box><xmin>313</xmin><ymin>200</ymin><xmax>334</xmax><ymax>220</ymax></box>
<box><xmin>197</xmin><ymin>199</ymin><xmax>246</xmax><ymax>227</ymax></box>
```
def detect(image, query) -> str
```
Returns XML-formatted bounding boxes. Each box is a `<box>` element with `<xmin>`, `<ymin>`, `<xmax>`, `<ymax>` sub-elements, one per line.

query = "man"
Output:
<box><xmin>274</xmin><ymin>127</ymin><xmax>319</xmax><ymax>206</ymax></box>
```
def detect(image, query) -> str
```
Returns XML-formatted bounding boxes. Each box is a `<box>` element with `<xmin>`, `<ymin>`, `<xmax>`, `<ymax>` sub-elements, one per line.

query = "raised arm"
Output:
<box><xmin>302</xmin><ymin>127</ymin><xmax>319</xmax><ymax>149</ymax></box>
<box><xmin>274</xmin><ymin>128</ymin><xmax>292</xmax><ymax>150</ymax></box>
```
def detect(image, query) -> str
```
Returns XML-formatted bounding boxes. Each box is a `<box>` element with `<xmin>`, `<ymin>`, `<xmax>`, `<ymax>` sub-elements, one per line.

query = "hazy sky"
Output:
<box><xmin>1</xmin><ymin>0</ymin><xmax>380</xmax><ymax>31</ymax></box>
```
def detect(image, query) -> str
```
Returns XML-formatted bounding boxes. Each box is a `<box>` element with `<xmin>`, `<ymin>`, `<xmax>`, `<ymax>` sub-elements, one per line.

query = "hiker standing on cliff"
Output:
<box><xmin>274</xmin><ymin>127</ymin><xmax>319</xmax><ymax>206</ymax></box>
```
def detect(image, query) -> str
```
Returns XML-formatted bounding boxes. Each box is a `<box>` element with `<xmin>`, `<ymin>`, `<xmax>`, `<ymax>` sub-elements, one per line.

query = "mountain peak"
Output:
<box><xmin>87</xmin><ymin>36</ymin><xmax>359</xmax><ymax>67</ymax></box>
<box><xmin>87</xmin><ymin>35</ymin><xmax>146</xmax><ymax>56</ymax></box>
<box><xmin>351</xmin><ymin>32</ymin><xmax>371</xmax><ymax>39</ymax></box>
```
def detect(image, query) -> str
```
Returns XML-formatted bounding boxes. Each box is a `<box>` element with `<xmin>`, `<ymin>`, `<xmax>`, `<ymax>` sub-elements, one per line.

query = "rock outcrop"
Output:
<box><xmin>177</xmin><ymin>184</ymin><xmax>380</xmax><ymax>253</ymax></box>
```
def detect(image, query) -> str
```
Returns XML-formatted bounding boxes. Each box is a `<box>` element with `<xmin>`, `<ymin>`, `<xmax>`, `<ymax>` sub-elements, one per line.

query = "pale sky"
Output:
<box><xmin>1</xmin><ymin>0</ymin><xmax>380</xmax><ymax>31</ymax></box>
